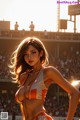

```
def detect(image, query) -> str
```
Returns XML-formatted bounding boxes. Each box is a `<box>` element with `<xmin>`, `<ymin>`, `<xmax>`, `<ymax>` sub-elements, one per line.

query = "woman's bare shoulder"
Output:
<box><xmin>43</xmin><ymin>65</ymin><xmax>61</xmax><ymax>88</ymax></box>
<box><xmin>43</xmin><ymin>66</ymin><xmax>57</xmax><ymax>78</ymax></box>
<box><xmin>43</xmin><ymin>65</ymin><xmax>63</xmax><ymax>81</ymax></box>
<box><xmin>43</xmin><ymin>65</ymin><xmax>58</xmax><ymax>74</ymax></box>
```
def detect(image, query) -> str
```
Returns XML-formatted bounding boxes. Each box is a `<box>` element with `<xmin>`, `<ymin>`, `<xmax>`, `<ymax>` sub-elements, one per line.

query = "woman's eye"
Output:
<box><xmin>32</xmin><ymin>51</ymin><xmax>36</xmax><ymax>54</ymax></box>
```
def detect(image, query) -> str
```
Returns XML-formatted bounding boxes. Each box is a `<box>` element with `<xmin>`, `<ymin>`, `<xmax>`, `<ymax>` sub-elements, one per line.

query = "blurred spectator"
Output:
<box><xmin>29</xmin><ymin>21</ymin><xmax>35</xmax><ymax>31</ymax></box>
<box><xmin>44</xmin><ymin>29</ymin><xmax>48</xmax><ymax>38</ymax></box>
<box><xmin>14</xmin><ymin>21</ymin><xmax>19</xmax><ymax>30</ymax></box>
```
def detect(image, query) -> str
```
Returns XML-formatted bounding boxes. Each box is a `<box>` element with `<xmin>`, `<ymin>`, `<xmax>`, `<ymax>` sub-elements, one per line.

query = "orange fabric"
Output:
<box><xmin>34</xmin><ymin>111</ymin><xmax>53</xmax><ymax>120</ymax></box>
<box><xmin>42</xmin><ymin>89</ymin><xmax>47</xmax><ymax>101</ymax></box>
<box><xmin>28</xmin><ymin>68</ymin><xmax>47</xmax><ymax>100</ymax></box>
<box><xmin>15</xmin><ymin>68</ymin><xmax>48</xmax><ymax>102</ymax></box>
<box><xmin>29</xmin><ymin>89</ymin><xmax>37</xmax><ymax>99</ymax></box>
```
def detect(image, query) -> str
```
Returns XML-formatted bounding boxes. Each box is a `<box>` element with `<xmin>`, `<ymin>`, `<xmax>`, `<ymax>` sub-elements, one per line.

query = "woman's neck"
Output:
<box><xmin>33</xmin><ymin>65</ymin><xmax>42</xmax><ymax>72</ymax></box>
<box><xmin>32</xmin><ymin>62</ymin><xmax>42</xmax><ymax>72</ymax></box>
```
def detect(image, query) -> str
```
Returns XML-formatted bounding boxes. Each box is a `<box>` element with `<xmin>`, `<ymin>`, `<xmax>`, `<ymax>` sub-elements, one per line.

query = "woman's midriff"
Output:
<box><xmin>20</xmin><ymin>99</ymin><xmax>45</xmax><ymax>120</ymax></box>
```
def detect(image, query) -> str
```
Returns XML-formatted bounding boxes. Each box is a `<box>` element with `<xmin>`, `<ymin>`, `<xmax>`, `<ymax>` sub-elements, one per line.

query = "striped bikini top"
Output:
<box><xmin>15</xmin><ymin>68</ymin><xmax>48</xmax><ymax>102</ymax></box>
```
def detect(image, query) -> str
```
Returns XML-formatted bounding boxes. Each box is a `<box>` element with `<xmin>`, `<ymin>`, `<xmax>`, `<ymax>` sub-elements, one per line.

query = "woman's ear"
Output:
<box><xmin>40</xmin><ymin>50</ymin><xmax>43</xmax><ymax>57</ymax></box>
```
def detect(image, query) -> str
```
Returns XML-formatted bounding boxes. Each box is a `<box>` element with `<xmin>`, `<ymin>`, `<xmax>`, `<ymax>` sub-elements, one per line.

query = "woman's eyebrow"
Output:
<box><xmin>30</xmin><ymin>49</ymin><xmax>36</xmax><ymax>52</ymax></box>
<box><xmin>24</xmin><ymin>49</ymin><xmax>36</xmax><ymax>54</ymax></box>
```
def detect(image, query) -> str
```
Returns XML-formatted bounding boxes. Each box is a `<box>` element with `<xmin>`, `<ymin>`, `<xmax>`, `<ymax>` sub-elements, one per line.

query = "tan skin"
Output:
<box><xmin>15</xmin><ymin>45</ymin><xmax>80</xmax><ymax>120</ymax></box>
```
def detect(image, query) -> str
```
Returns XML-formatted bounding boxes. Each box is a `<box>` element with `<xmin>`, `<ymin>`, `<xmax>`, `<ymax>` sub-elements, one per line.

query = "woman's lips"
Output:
<box><xmin>29</xmin><ymin>60</ymin><xmax>34</xmax><ymax>63</ymax></box>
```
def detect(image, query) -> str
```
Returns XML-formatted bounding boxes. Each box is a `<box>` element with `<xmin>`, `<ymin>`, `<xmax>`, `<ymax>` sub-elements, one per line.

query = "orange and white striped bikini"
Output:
<box><xmin>15</xmin><ymin>67</ymin><xmax>53</xmax><ymax>120</ymax></box>
<box><xmin>26</xmin><ymin>67</ymin><xmax>47</xmax><ymax>100</ymax></box>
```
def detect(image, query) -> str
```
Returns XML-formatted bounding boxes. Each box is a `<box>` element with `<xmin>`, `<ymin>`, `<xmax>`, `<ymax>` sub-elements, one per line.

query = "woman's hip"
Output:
<box><xmin>33</xmin><ymin>111</ymin><xmax>53</xmax><ymax>120</ymax></box>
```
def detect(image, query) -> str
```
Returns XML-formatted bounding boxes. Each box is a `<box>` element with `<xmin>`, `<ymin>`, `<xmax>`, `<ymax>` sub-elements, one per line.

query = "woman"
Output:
<box><xmin>9</xmin><ymin>37</ymin><xmax>80</xmax><ymax>120</ymax></box>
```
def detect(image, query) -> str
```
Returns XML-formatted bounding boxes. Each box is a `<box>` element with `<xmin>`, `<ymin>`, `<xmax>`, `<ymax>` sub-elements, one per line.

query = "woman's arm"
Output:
<box><xmin>20</xmin><ymin>100</ymin><xmax>28</xmax><ymax>120</ymax></box>
<box><xmin>47</xmin><ymin>66</ymin><xmax>80</xmax><ymax>120</ymax></box>
<box><xmin>67</xmin><ymin>91</ymin><xmax>79</xmax><ymax>120</ymax></box>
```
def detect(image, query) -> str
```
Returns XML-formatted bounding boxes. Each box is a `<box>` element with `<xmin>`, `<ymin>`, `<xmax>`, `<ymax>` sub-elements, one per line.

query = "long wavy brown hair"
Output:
<box><xmin>9</xmin><ymin>37</ymin><xmax>49</xmax><ymax>83</ymax></box>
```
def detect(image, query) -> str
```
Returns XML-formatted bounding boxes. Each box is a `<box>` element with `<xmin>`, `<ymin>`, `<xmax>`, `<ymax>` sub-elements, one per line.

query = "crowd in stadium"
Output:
<box><xmin>0</xmin><ymin>46</ymin><xmax>80</xmax><ymax>80</ymax></box>
<box><xmin>0</xmin><ymin>45</ymin><xmax>80</xmax><ymax>118</ymax></box>
<box><xmin>0</xmin><ymin>52</ymin><xmax>11</xmax><ymax>79</ymax></box>
<box><xmin>49</xmin><ymin>48</ymin><xmax>80</xmax><ymax>80</ymax></box>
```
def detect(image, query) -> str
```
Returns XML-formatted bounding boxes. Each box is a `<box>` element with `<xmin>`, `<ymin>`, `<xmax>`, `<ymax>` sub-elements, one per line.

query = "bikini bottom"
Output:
<box><xmin>33</xmin><ymin>111</ymin><xmax>53</xmax><ymax>120</ymax></box>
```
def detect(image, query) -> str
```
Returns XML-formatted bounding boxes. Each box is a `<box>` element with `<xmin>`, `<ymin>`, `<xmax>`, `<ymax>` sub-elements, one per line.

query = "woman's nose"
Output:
<box><xmin>28</xmin><ymin>54</ymin><xmax>32</xmax><ymax>59</ymax></box>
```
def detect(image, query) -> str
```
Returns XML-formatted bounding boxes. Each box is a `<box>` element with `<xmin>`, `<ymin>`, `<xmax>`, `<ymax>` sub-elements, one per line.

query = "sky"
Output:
<box><xmin>0</xmin><ymin>0</ymin><xmax>80</xmax><ymax>32</ymax></box>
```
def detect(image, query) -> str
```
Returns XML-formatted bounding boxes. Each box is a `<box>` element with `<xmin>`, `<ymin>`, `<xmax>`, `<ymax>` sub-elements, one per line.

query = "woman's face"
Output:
<box><xmin>24</xmin><ymin>45</ymin><xmax>42</xmax><ymax>66</ymax></box>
